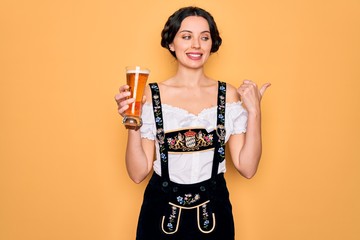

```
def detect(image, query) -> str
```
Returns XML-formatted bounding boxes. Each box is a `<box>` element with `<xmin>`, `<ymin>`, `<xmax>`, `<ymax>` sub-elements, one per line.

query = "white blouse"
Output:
<box><xmin>140</xmin><ymin>102</ymin><xmax>248</xmax><ymax>184</ymax></box>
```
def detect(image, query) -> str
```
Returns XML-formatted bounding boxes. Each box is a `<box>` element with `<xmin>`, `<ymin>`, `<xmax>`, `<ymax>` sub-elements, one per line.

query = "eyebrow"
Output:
<box><xmin>179</xmin><ymin>30</ymin><xmax>211</xmax><ymax>34</ymax></box>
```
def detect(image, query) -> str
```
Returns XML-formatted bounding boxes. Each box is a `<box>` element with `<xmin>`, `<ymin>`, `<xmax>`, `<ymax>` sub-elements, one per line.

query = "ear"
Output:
<box><xmin>168</xmin><ymin>43</ymin><xmax>175</xmax><ymax>52</ymax></box>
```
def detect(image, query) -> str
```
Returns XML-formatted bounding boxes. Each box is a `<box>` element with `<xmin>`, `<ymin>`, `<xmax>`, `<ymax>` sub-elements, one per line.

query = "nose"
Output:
<box><xmin>191</xmin><ymin>38</ymin><xmax>200</xmax><ymax>49</ymax></box>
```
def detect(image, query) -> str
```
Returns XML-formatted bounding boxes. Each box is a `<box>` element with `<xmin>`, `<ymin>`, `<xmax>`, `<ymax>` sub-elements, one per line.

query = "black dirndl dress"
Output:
<box><xmin>136</xmin><ymin>81</ymin><xmax>235</xmax><ymax>240</ymax></box>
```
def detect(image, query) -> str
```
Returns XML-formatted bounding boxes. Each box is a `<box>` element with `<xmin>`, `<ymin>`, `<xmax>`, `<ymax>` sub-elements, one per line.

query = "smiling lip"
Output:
<box><xmin>186</xmin><ymin>52</ymin><xmax>203</xmax><ymax>60</ymax></box>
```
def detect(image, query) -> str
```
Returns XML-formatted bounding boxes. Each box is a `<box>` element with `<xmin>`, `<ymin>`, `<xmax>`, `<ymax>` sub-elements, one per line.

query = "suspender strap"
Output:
<box><xmin>149</xmin><ymin>83</ymin><xmax>170</xmax><ymax>187</ymax></box>
<box><xmin>211</xmin><ymin>81</ymin><xmax>226</xmax><ymax>180</ymax></box>
<box><xmin>149</xmin><ymin>81</ymin><xmax>226</xmax><ymax>187</ymax></box>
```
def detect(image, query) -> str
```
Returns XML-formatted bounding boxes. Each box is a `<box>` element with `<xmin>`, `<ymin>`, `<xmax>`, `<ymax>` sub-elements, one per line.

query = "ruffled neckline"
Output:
<box><xmin>143</xmin><ymin>101</ymin><xmax>241</xmax><ymax>118</ymax></box>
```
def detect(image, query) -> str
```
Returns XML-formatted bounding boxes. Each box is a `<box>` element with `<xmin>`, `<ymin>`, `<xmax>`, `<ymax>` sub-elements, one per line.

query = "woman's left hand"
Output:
<box><xmin>237</xmin><ymin>80</ymin><xmax>271</xmax><ymax>113</ymax></box>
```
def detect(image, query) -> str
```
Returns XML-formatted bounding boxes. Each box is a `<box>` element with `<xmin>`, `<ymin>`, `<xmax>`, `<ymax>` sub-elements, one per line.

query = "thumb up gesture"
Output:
<box><xmin>237</xmin><ymin>80</ymin><xmax>271</xmax><ymax>113</ymax></box>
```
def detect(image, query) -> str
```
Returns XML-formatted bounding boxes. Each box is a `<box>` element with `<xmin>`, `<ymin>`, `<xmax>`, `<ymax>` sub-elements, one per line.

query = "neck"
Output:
<box><xmin>172</xmin><ymin>66</ymin><xmax>208</xmax><ymax>87</ymax></box>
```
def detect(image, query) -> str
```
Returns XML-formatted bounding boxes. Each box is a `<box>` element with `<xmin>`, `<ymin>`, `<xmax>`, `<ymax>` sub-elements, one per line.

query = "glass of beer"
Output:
<box><xmin>122</xmin><ymin>66</ymin><xmax>150</xmax><ymax>128</ymax></box>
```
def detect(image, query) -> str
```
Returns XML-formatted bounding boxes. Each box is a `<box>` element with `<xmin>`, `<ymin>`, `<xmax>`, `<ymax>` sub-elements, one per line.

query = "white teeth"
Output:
<box><xmin>188</xmin><ymin>54</ymin><xmax>201</xmax><ymax>57</ymax></box>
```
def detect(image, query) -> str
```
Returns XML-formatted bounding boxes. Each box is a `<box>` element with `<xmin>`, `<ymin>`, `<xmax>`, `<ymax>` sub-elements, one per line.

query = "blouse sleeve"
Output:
<box><xmin>226</xmin><ymin>102</ymin><xmax>248</xmax><ymax>135</ymax></box>
<box><xmin>140</xmin><ymin>103</ymin><xmax>156</xmax><ymax>140</ymax></box>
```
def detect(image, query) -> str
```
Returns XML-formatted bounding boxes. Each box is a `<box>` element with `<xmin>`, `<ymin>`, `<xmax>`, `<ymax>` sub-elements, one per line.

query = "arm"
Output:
<box><xmin>125</xmin><ymin>131</ymin><xmax>154</xmax><ymax>183</ymax></box>
<box><xmin>115</xmin><ymin>85</ymin><xmax>155</xmax><ymax>183</ymax></box>
<box><xmin>227</xmin><ymin>81</ymin><xmax>270</xmax><ymax>179</ymax></box>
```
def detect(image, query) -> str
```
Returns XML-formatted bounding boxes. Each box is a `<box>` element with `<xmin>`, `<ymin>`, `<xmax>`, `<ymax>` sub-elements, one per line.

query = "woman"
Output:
<box><xmin>115</xmin><ymin>6</ymin><xmax>270</xmax><ymax>240</ymax></box>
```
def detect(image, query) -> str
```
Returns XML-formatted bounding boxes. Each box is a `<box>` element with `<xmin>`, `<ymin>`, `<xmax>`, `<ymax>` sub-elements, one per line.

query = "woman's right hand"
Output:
<box><xmin>114</xmin><ymin>84</ymin><xmax>134</xmax><ymax>117</ymax></box>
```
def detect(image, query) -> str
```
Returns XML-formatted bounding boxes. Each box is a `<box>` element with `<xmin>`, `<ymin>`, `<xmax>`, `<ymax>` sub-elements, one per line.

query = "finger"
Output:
<box><xmin>243</xmin><ymin>79</ymin><xmax>257</xmax><ymax>87</ymax></box>
<box><xmin>119</xmin><ymin>85</ymin><xmax>130</xmax><ymax>92</ymax></box>
<box><xmin>114</xmin><ymin>91</ymin><xmax>131</xmax><ymax>103</ymax></box>
<box><xmin>237</xmin><ymin>86</ymin><xmax>245</xmax><ymax>96</ymax></box>
<box><xmin>259</xmin><ymin>83</ymin><xmax>271</xmax><ymax>97</ymax></box>
<box><xmin>117</xmin><ymin>98</ymin><xmax>135</xmax><ymax>116</ymax></box>
<box><xmin>118</xmin><ymin>105</ymin><xmax>129</xmax><ymax>117</ymax></box>
<box><xmin>118</xmin><ymin>97</ymin><xmax>135</xmax><ymax>108</ymax></box>
<box><xmin>116</xmin><ymin>85</ymin><xmax>130</xmax><ymax>100</ymax></box>
<box><xmin>142</xmin><ymin>95</ymin><xmax>147</xmax><ymax>104</ymax></box>
<box><xmin>238</xmin><ymin>84</ymin><xmax>253</xmax><ymax>95</ymax></box>
<box><xmin>114</xmin><ymin>93</ymin><xmax>122</xmax><ymax>101</ymax></box>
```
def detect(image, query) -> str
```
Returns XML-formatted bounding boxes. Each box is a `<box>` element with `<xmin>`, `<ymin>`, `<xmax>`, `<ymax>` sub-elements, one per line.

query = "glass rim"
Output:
<box><xmin>125</xmin><ymin>66</ymin><xmax>150</xmax><ymax>74</ymax></box>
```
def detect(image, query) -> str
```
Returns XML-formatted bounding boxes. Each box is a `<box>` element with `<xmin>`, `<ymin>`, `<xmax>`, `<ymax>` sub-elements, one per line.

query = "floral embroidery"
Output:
<box><xmin>218</xmin><ymin>147</ymin><xmax>225</xmax><ymax>160</ymax></box>
<box><xmin>156</xmin><ymin>128</ymin><xmax>165</xmax><ymax>145</ymax></box>
<box><xmin>176</xmin><ymin>193</ymin><xmax>200</xmax><ymax>206</ymax></box>
<box><xmin>201</xmin><ymin>203</ymin><xmax>210</xmax><ymax>229</ymax></box>
<box><xmin>167</xmin><ymin>130</ymin><xmax>214</xmax><ymax>152</ymax></box>
<box><xmin>166</xmin><ymin>206</ymin><xmax>178</xmax><ymax>231</ymax></box>
<box><xmin>216</xmin><ymin>81</ymin><xmax>226</xmax><ymax>162</ymax></box>
<box><xmin>150</xmin><ymin>84</ymin><xmax>167</xmax><ymax>165</ymax></box>
<box><xmin>155</xmin><ymin>116</ymin><xmax>162</xmax><ymax>123</ymax></box>
<box><xmin>160</xmin><ymin>153</ymin><xmax>167</xmax><ymax>161</ymax></box>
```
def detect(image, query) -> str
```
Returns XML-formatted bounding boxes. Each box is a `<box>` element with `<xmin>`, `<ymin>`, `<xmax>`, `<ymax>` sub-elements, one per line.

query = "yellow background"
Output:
<box><xmin>1</xmin><ymin>0</ymin><xmax>359</xmax><ymax>239</ymax></box>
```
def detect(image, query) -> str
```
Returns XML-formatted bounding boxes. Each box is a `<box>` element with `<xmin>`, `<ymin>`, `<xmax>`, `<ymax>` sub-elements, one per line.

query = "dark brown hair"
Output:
<box><xmin>161</xmin><ymin>6</ymin><xmax>222</xmax><ymax>58</ymax></box>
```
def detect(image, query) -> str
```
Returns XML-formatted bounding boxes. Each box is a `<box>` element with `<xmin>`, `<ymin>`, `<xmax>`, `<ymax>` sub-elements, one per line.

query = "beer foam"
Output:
<box><xmin>126</xmin><ymin>67</ymin><xmax>150</xmax><ymax>74</ymax></box>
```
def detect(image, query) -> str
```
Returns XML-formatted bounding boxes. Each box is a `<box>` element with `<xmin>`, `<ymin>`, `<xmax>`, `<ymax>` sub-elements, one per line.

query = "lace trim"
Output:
<box><xmin>140</xmin><ymin>135</ymin><xmax>156</xmax><ymax>141</ymax></box>
<box><xmin>143</xmin><ymin>101</ymin><xmax>241</xmax><ymax>117</ymax></box>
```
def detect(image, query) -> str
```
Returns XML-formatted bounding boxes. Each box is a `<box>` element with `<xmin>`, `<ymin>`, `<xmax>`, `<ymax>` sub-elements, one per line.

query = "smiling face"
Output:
<box><xmin>168</xmin><ymin>16</ymin><xmax>212</xmax><ymax>70</ymax></box>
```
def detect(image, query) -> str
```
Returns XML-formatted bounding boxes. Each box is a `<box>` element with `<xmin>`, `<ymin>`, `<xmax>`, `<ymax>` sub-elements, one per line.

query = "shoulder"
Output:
<box><xmin>144</xmin><ymin>80</ymin><xmax>171</xmax><ymax>103</ymax></box>
<box><xmin>144</xmin><ymin>83</ymin><xmax>154</xmax><ymax>104</ymax></box>
<box><xmin>224</xmin><ymin>82</ymin><xmax>240</xmax><ymax>103</ymax></box>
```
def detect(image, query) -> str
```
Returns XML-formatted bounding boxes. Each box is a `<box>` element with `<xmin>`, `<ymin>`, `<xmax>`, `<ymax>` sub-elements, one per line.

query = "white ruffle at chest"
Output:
<box><xmin>140</xmin><ymin>102</ymin><xmax>248</xmax><ymax>184</ymax></box>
